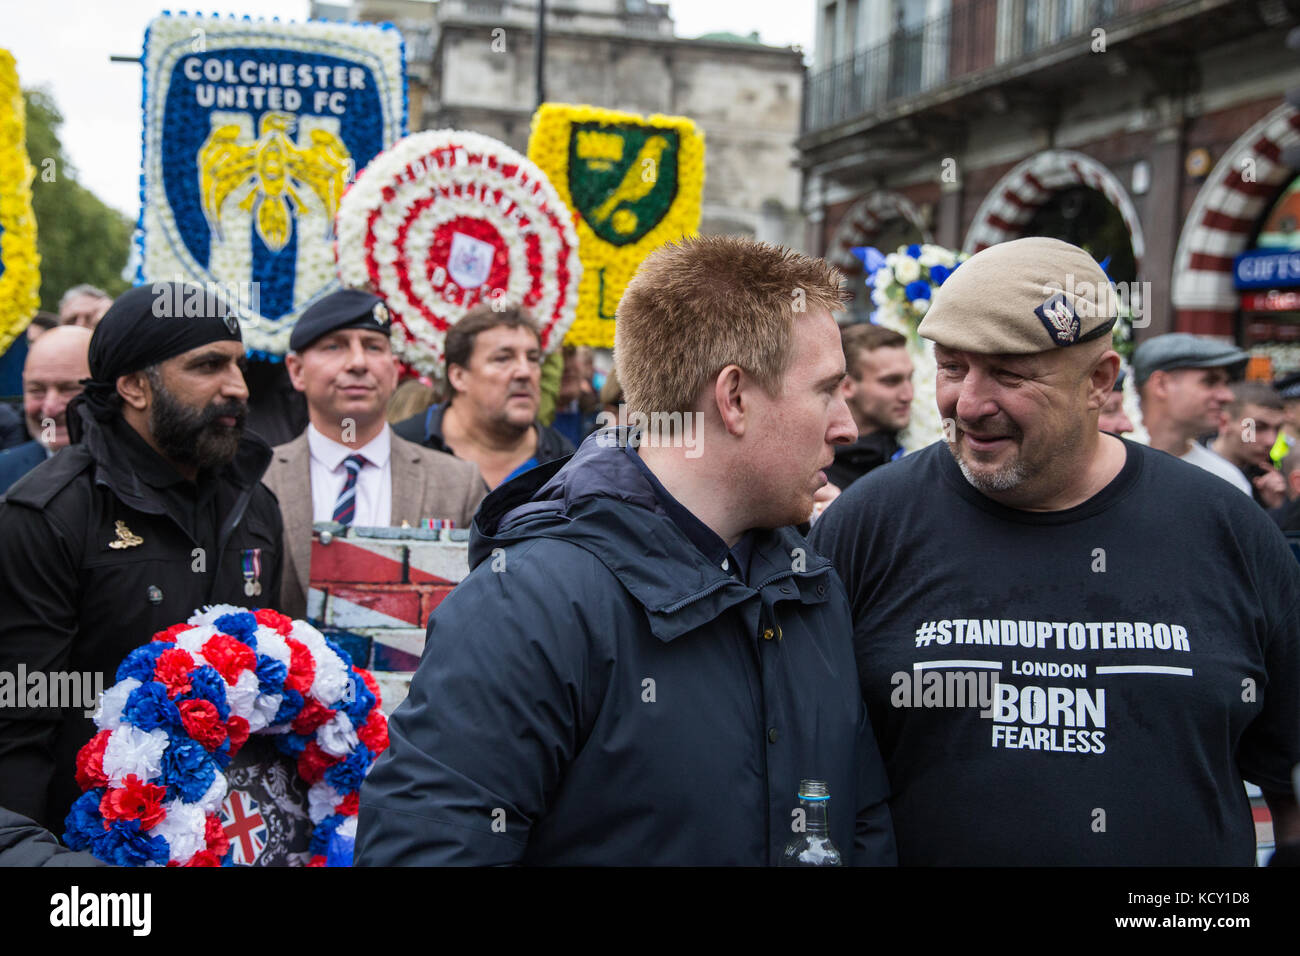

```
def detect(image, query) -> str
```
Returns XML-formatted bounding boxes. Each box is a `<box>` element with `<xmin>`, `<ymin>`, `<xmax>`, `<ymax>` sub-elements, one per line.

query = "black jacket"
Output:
<box><xmin>824</xmin><ymin>430</ymin><xmax>901</xmax><ymax>490</ymax></box>
<box><xmin>0</xmin><ymin>406</ymin><xmax>283</xmax><ymax>830</ymax></box>
<box><xmin>393</xmin><ymin>402</ymin><xmax>575</xmax><ymax>466</ymax></box>
<box><xmin>0</xmin><ymin>439</ymin><xmax>46</xmax><ymax>493</ymax></box>
<box><xmin>356</xmin><ymin>430</ymin><xmax>896</xmax><ymax>865</ymax></box>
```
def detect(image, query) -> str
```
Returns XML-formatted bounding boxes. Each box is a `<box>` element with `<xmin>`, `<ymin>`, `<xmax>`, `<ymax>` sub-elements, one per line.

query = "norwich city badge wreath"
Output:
<box><xmin>527</xmin><ymin>103</ymin><xmax>705</xmax><ymax>348</ymax></box>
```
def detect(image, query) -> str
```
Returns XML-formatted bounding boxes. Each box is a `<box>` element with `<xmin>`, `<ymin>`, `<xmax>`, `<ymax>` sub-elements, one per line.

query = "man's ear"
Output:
<box><xmin>447</xmin><ymin>362</ymin><xmax>468</xmax><ymax>396</ymax></box>
<box><xmin>1087</xmin><ymin>351</ymin><xmax>1121</xmax><ymax>410</ymax></box>
<box><xmin>284</xmin><ymin>351</ymin><xmax>307</xmax><ymax>393</ymax></box>
<box><xmin>116</xmin><ymin>370</ymin><xmax>152</xmax><ymax>412</ymax></box>
<box><xmin>714</xmin><ymin>365</ymin><xmax>746</xmax><ymax>438</ymax></box>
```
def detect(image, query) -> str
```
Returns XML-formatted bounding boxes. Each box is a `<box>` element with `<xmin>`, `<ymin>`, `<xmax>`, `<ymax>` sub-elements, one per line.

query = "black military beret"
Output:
<box><xmin>1274</xmin><ymin>370</ymin><xmax>1300</xmax><ymax>401</ymax></box>
<box><xmin>289</xmin><ymin>289</ymin><xmax>391</xmax><ymax>352</ymax></box>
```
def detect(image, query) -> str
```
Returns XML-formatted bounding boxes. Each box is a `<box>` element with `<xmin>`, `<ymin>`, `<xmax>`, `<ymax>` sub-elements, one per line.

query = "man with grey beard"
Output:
<box><xmin>811</xmin><ymin>237</ymin><xmax>1300</xmax><ymax>865</ymax></box>
<box><xmin>0</xmin><ymin>282</ymin><xmax>284</xmax><ymax>830</ymax></box>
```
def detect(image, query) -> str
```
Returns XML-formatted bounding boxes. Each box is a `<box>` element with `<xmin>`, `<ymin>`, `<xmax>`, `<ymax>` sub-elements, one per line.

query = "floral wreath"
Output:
<box><xmin>855</xmin><ymin>243</ymin><xmax>968</xmax><ymax>452</ymax></box>
<box><xmin>527</xmin><ymin>103</ymin><xmax>705</xmax><ymax>349</ymax></box>
<box><xmin>0</xmin><ymin>48</ymin><xmax>40</xmax><ymax>354</ymax></box>
<box><xmin>65</xmin><ymin>606</ymin><xmax>388</xmax><ymax>866</ymax></box>
<box><xmin>335</xmin><ymin>129</ymin><xmax>580</xmax><ymax>378</ymax></box>
<box><xmin>138</xmin><ymin>13</ymin><xmax>407</xmax><ymax>359</ymax></box>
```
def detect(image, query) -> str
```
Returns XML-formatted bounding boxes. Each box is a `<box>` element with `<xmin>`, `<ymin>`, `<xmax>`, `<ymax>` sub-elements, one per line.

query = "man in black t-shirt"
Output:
<box><xmin>811</xmin><ymin>237</ymin><xmax>1300</xmax><ymax>865</ymax></box>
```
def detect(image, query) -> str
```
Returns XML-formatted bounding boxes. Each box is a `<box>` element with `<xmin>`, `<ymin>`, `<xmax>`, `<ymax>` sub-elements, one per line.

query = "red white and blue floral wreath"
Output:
<box><xmin>64</xmin><ymin>606</ymin><xmax>388</xmax><ymax>866</ymax></box>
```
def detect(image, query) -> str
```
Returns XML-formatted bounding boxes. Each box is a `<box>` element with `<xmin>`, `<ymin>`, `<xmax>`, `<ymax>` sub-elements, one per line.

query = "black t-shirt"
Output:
<box><xmin>809</xmin><ymin>438</ymin><xmax>1300</xmax><ymax>865</ymax></box>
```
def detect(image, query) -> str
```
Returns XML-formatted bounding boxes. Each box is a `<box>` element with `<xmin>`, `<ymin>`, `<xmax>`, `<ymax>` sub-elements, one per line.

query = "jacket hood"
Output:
<box><xmin>468</xmin><ymin>428</ymin><xmax>834</xmax><ymax>642</ymax></box>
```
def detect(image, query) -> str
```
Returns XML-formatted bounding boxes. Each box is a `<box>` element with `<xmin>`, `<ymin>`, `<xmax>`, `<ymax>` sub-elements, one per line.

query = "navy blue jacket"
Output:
<box><xmin>0</xmin><ymin>440</ymin><xmax>46</xmax><ymax>494</ymax></box>
<box><xmin>356</xmin><ymin>431</ymin><xmax>896</xmax><ymax>865</ymax></box>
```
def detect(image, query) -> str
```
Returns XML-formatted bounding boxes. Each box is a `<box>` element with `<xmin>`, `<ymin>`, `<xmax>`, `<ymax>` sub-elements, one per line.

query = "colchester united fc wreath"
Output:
<box><xmin>64</xmin><ymin>606</ymin><xmax>388</xmax><ymax>866</ymax></box>
<box><xmin>138</xmin><ymin>13</ymin><xmax>406</xmax><ymax>358</ymax></box>
<box><xmin>335</xmin><ymin>129</ymin><xmax>581</xmax><ymax>378</ymax></box>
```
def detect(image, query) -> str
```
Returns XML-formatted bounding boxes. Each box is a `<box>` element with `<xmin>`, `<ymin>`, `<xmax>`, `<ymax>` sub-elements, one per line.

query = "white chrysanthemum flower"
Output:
<box><xmin>153</xmin><ymin>800</ymin><xmax>207</xmax><ymax>861</ymax></box>
<box><xmin>307</xmin><ymin>781</ymin><xmax>343</xmax><ymax>823</ymax></box>
<box><xmin>95</xmin><ymin>678</ymin><xmax>141</xmax><ymax>731</ymax></box>
<box><xmin>318</xmin><ymin>711</ymin><xmax>360</xmax><ymax>757</ymax></box>
<box><xmin>225</xmin><ymin>669</ymin><xmax>261</xmax><ymax>721</ymax></box>
<box><xmin>102</xmin><ymin>725</ymin><xmax>170</xmax><ymax>785</ymax></box>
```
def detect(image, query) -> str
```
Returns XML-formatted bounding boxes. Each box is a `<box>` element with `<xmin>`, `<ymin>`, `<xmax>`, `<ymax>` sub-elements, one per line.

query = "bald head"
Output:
<box><xmin>24</xmin><ymin>325</ymin><xmax>92</xmax><ymax>449</ymax></box>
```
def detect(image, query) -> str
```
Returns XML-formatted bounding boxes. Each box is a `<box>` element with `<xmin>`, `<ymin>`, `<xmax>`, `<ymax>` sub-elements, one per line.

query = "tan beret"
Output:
<box><xmin>917</xmin><ymin>237</ymin><xmax>1118</xmax><ymax>354</ymax></box>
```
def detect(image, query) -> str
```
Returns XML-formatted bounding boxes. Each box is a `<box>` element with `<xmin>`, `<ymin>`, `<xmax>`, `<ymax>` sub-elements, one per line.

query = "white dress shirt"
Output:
<box><xmin>307</xmin><ymin>423</ymin><xmax>393</xmax><ymax>526</ymax></box>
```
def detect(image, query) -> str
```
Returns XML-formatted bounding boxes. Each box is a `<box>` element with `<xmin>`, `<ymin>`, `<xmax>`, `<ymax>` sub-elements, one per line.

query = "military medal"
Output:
<box><xmin>241</xmin><ymin>548</ymin><xmax>263</xmax><ymax>598</ymax></box>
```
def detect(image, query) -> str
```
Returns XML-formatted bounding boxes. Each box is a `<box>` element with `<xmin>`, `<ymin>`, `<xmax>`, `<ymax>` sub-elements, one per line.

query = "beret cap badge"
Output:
<box><xmin>373</xmin><ymin>301</ymin><xmax>389</xmax><ymax>324</ymax></box>
<box><xmin>1034</xmin><ymin>292</ymin><xmax>1080</xmax><ymax>347</ymax></box>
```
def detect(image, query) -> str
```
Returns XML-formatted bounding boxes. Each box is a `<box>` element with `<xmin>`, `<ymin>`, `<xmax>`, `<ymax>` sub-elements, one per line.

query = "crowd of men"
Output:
<box><xmin>1</xmin><ymin>238</ymin><xmax>1298</xmax><ymax>866</ymax></box>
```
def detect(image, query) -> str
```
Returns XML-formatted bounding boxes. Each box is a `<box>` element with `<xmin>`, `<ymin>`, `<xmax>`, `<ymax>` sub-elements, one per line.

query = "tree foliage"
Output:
<box><xmin>23</xmin><ymin>87</ymin><xmax>132</xmax><ymax>311</ymax></box>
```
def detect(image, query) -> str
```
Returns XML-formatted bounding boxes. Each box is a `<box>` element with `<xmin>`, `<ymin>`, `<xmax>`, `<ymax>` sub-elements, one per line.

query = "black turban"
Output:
<box><xmin>75</xmin><ymin>282</ymin><xmax>244</xmax><ymax>425</ymax></box>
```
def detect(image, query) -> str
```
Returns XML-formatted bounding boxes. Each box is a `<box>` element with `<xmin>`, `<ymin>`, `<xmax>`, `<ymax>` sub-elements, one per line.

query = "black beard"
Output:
<box><xmin>149</xmin><ymin>380</ymin><xmax>247</xmax><ymax>471</ymax></box>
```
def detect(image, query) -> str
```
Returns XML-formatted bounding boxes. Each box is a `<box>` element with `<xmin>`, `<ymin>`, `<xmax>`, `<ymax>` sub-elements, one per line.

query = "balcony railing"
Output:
<box><xmin>804</xmin><ymin>0</ymin><xmax>1160</xmax><ymax>134</ymax></box>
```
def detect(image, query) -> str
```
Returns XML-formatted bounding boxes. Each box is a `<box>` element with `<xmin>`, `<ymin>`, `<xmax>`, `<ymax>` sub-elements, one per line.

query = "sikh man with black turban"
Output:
<box><xmin>0</xmin><ymin>282</ymin><xmax>285</xmax><ymax>830</ymax></box>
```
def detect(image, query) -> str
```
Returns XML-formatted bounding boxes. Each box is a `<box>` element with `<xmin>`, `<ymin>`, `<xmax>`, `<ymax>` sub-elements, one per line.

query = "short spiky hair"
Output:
<box><xmin>614</xmin><ymin>236</ymin><xmax>848</xmax><ymax>414</ymax></box>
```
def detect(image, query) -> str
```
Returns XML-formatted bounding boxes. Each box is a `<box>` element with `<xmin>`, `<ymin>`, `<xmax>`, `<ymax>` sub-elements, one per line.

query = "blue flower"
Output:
<box><xmin>123</xmin><ymin>682</ymin><xmax>182</xmax><ymax>733</ymax></box>
<box><xmin>904</xmin><ymin>280</ymin><xmax>932</xmax><ymax>303</ymax></box>
<box><xmin>273</xmin><ymin>687</ymin><xmax>304</xmax><ymax>726</ymax></box>
<box><xmin>161</xmin><ymin>740</ymin><xmax>217</xmax><ymax>803</ymax></box>
<box><xmin>116</xmin><ymin>643</ymin><xmax>170</xmax><ymax>683</ymax></box>
<box><xmin>90</xmin><ymin>818</ymin><xmax>170</xmax><ymax>867</ymax></box>
<box><xmin>276</xmin><ymin>731</ymin><xmax>310</xmax><ymax>758</ymax></box>
<box><xmin>906</xmin><ymin>244</ymin><xmax>922</xmax><ymax>259</ymax></box>
<box><xmin>323</xmin><ymin>743</ymin><xmax>373</xmax><ymax>794</ymax></box>
<box><xmin>63</xmin><ymin>789</ymin><xmax>105</xmax><ymax>850</ymax></box>
<box><xmin>215</xmin><ymin>612</ymin><xmax>258</xmax><ymax>645</ymax></box>
<box><xmin>311</xmin><ymin>814</ymin><xmax>343</xmax><ymax>857</ymax></box>
<box><xmin>337</xmin><ymin>675</ymin><xmax>375</xmax><ymax>724</ymax></box>
<box><xmin>255</xmin><ymin>655</ymin><xmax>288</xmax><ymax>697</ymax></box>
<box><xmin>185</xmin><ymin>665</ymin><xmax>230</xmax><ymax>721</ymax></box>
<box><xmin>930</xmin><ymin>264</ymin><xmax>952</xmax><ymax>286</ymax></box>
<box><xmin>325</xmin><ymin>638</ymin><xmax>353</xmax><ymax>668</ymax></box>
<box><xmin>212</xmin><ymin>736</ymin><xmax>232</xmax><ymax>771</ymax></box>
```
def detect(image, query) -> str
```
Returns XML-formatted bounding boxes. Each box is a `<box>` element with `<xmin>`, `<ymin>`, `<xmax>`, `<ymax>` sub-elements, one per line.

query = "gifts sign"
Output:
<box><xmin>138</xmin><ymin>14</ymin><xmax>407</xmax><ymax>357</ymax></box>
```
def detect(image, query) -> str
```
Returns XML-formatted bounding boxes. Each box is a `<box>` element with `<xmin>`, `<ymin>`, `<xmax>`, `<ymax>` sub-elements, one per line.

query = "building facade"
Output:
<box><xmin>800</xmin><ymin>0</ymin><xmax>1300</xmax><ymax>374</ymax></box>
<box><xmin>322</xmin><ymin>0</ymin><xmax>807</xmax><ymax>247</ymax></box>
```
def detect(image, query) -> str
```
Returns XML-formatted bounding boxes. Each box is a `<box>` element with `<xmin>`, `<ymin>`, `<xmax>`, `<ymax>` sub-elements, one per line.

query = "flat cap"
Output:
<box><xmin>1131</xmin><ymin>333</ymin><xmax>1248</xmax><ymax>387</ymax></box>
<box><xmin>918</xmin><ymin>237</ymin><xmax>1117</xmax><ymax>354</ymax></box>
<box><xmin>290</xmin><ymin>289</ymin><xmax>391</xmax><ymax>352</ymax></box>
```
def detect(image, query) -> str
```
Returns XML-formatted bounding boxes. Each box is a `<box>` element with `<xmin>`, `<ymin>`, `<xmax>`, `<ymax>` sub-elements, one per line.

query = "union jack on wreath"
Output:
<box><xmin>221</xmin><ymin>789</ymin><xmax>269</xmax><ymax>866</ymax></box>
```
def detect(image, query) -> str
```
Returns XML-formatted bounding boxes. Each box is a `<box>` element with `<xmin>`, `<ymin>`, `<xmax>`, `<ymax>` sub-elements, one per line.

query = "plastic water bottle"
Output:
<box><xmin>780</xmin><ymin>779</ymin><xmax>843</xmax><ymax>866</ymax></box>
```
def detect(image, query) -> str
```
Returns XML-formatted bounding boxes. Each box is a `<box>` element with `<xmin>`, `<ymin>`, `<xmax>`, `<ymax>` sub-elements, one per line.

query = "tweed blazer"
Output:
<box><xmin>262</xmin><ymin>427</ymin><xmax>488</xmax><ymax>619</ymax></box>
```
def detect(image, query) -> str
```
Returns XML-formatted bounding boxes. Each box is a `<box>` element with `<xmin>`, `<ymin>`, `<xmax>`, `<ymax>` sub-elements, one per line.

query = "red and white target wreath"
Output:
<box><xmin>335</xmin><ymin>129</ymin><xmax>581</xmax><ymax>377</ymax></box>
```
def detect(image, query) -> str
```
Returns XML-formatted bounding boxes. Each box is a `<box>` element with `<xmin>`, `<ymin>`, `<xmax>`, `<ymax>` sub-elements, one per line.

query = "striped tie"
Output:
<box><xmin>331</xmin><ymin>454</ymin><xmax>367</xmax><ymax>525</ymax></box>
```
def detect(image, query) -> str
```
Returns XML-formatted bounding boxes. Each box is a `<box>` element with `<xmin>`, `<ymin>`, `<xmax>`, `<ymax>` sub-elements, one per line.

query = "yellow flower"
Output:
<box><xmin>0</xmin><ymin>48</ymin><xmax>40</xmax><ymax>354</ymax></box>
<box><xmin>528</xmin><ymin>103</ymin><xmax>705</xmax><ymax>348</ymax></box>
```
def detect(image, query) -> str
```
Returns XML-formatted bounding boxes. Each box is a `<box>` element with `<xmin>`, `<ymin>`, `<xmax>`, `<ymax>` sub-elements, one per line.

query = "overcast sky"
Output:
<box><xmin>6</xmin><ymin>0</ymin><xmax>815</xmax><ymax>219</ymax></box>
